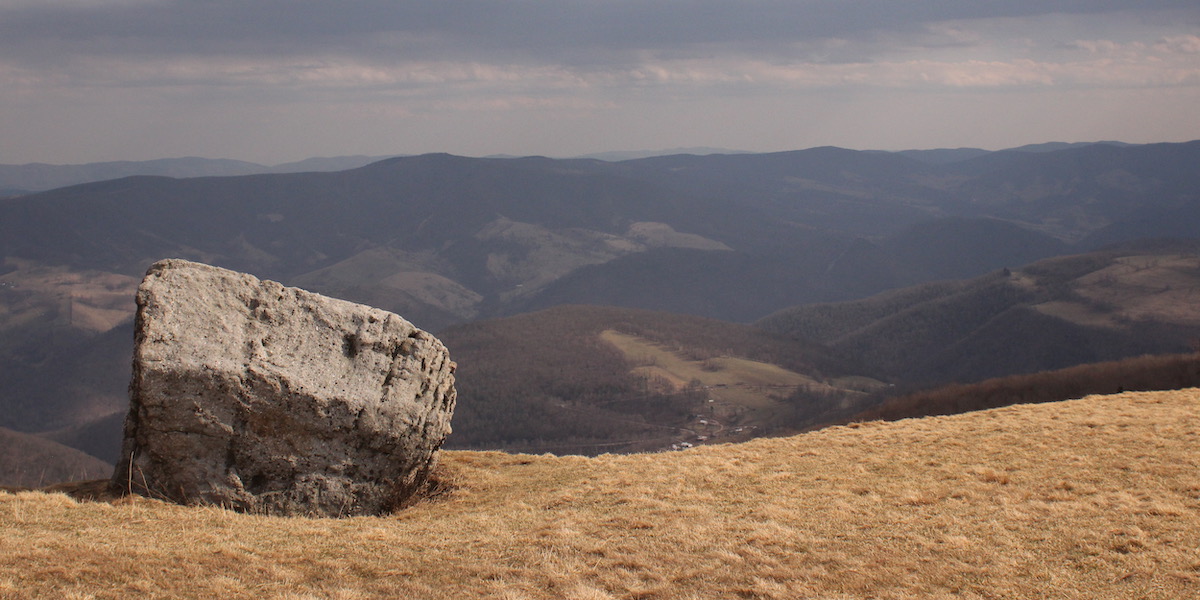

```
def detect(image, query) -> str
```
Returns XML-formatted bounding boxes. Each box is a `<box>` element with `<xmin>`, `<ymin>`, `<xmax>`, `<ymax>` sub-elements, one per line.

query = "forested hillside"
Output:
<box><xmin>3</xmin><ymin>141</ymin><xmax>1200</xmax><ymax>482</ymax></box>
<box><xmin>848</xmin><ymin>352</ymin><xmax>1200</xmax><ymax>424</ymax></box>
<box><xmin>757</xmin><ymin>241</ymin><xmax>1200</xmax><ymax>384</ymax></box>
<box><xmin>441</xmin><ymin>305</ymin><xmax>869</xmax><ymax>454</ymax></box>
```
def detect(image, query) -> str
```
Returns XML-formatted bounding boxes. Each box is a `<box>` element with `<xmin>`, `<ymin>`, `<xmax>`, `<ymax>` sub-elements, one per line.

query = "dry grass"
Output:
<box><xmin>4</xmin><ymin>389</ymin><xmax>1200</xmax><ymax>599</ymax></box>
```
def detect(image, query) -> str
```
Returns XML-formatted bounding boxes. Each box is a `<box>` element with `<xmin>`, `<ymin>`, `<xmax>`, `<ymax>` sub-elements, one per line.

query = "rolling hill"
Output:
<box><xmin>848</xmin><ymin>352</ymin><xmax>1200</xmax><ymax>426</ymax></box>
<box><xmin>15</xmin><ymin>242</ymin><xmax>1199</xmax><ymax>480</ymax></box>
<box><xmin>5</xmin><ymin>142</ymin><xmax>1197</xmax><ymax>329</ymax></box>
<box><xmin>757</xmin><ymin>241</ymin><xmax>1200</xmax><ymax>384</ymax></box>
<box><xmin>3</xmin><ymin>141</ymin><xmax>1200</xmax><ymax>480</ymax></box>
<box><xmin>0</xmin><ymin>155</ymin><xmax>400</xmax><ymax>194</ymax></box>
<box><xmin>0</xmin><ymin>154</ymin><xmax>769</xmax><ymax>329</ymax></box>
<box><xmin>0</xmin><ymin>427</ymin><xmax>111</xmax><ymax>488</ymax></box>
<box><xmin>439</xmin><ymin>304</ymin><xmax>875</xmax><ymax>454</ymax></box>
<box><xmin>3</xmin><ymin>388</ymin><xmax>1198</xmax><ymax>599</ymax></box>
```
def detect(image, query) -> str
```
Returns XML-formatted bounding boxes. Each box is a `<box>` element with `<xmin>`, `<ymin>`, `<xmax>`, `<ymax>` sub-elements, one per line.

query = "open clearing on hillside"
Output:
<box><xmin>0</xmin><ymin>258</ymin><xmax>138</xmax><ymax>333</ymax></box>
<box><xmin>4</xmin><ymin>389</ymin><xmax>1199</xmax><ymax>599</ymax></box>
<box><xmin>601</xmin><ymin>329</ymin><xmax>824</xmax><ymax>407</ymax></box>
<box><xmin>599</xmin><ymin>329</ymin><xmax>878</xmax><ymax>440</ymax></box>
<box><xmin>1034</xmin><ymin>254</ymin><xmax>1200</xmax><ymax>328</ymax></box>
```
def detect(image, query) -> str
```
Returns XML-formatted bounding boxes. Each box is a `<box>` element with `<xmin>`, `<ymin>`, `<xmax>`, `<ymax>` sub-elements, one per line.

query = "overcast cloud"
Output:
<box><xmin>2</xmin><ymin>1</ymin><xmax>1198</xmax><ymax>163</ymax></box>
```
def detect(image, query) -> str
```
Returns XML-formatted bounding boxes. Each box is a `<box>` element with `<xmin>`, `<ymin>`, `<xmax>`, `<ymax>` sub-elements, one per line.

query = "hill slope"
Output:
<box><xmin>4</xmin><ymin>303</ymin><xmax>872</xmax><ymax>466</ymax></box>
<box><xmin>757</xmin><ymin>242</ymin><xmax>1200</xmax><ymax>383</ymax></box>
<box><xmin>4</xmin><ymin>388</ymin><xmax>1198</xmax><ymax>599</ymax></box>
<box><xmin>440</xmin><ymin>304</ymin><xmax>873</xmax><ymax>453</ymax></box>
<box><xmin>0</xmin><ymin>155</ymin><xmax>399</xmax><ymax>194</ymax></box>
<box><xmin>6</xmin><ymin>141</ymin><xmax>1198</xmax><ymax>330</ymax></box>
<box><xmin>4</xmin><ymin>142</ymin><xmax>1200</xmax><ymax>460</ymax></box>
<box><xmin>0</xmin><ymin>428</ymin><xmax>111</xmax><ymax>488</ymax></box>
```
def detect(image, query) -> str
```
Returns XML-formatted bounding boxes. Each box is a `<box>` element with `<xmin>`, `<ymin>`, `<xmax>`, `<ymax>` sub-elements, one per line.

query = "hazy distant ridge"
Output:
<box><xmin>0</xmin><ymin>141</ymin><xmax>1142</xmax><ymax>193</ymax></box>
<box><xmin>3</xmin><ymin>139</ymin><xmax>1200</xmax><ymax>474</ymax></box>
<box><xmin>0</xmin><ymin>155</ymin><xmax>399</xmax><ymax>193</ymax></box>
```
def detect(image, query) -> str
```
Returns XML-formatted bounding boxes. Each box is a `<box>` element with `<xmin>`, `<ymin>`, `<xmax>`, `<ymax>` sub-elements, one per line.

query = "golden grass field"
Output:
<box><xmin>3</xmin><ymin>389</ymin><xmax>1199</xmax><ymax>599</ymax></box>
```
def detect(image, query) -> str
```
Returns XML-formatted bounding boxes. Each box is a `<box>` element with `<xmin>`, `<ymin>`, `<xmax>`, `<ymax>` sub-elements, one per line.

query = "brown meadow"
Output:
<box><xmin>3</xmin><ymin>389</ymin><xmax>1199</xmax><ymax>599</ymax></box>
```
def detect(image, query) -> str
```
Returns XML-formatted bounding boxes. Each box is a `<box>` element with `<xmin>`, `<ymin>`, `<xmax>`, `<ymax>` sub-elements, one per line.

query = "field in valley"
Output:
<box><xmin>0</xmin><ymin>259</ymin><xmax>138</xmax><ymax>335</ymax></box>
<box><xmin>1033</xmin><ymin>254</ymin><xmax>1200</xmax><ymax>329</ymax></box>
<box><xmin>3</xmin><ymin>389</ymin><xmax>1199</xmax><ymax>599</ymax></box>
<box><xmin>600</xmin><ymin>329</ymin><xmax>882</xmax><ymax>444</ymax></box>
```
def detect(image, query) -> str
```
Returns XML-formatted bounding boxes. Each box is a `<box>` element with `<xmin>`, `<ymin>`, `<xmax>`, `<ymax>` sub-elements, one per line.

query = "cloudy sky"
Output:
<box><xmin>2</xmin><ymin>1</ymin><xmax>1198</xmax><ymax>164</ymax></box>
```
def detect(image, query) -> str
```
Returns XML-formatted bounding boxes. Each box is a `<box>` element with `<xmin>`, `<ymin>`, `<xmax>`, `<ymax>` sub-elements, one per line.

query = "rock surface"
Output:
<box><xmin>111</xmin><ymin>259</ymin><xmax>456</xmax><ymax>516</ymax></box>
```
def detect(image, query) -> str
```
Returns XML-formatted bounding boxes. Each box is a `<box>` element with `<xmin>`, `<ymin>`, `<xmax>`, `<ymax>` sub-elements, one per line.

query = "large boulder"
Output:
<box><xmin>111</xmin><ymin>259</ymin><xmax>456</xmax><ymax>516</ymax></box>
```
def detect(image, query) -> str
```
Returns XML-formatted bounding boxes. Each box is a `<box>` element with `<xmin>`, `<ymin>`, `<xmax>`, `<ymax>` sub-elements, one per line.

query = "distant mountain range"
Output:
<box><xmin>16</xmin><ymin>142</ymin><xmax>1195</xmax><ymax>333</ymax></box>
<box><xmin>0</xmin><ymin>141</ymin><xmax>1141</xmax><ymax>194</ymax></box>
<box><xmin>3</xmin><ymin>139</ymin><xmax>1200</xmax><ymax>482</ymax></box>
<box><xmin>0</xmin><ymin>155</ymin><xmax>401</xmax><ymax>194</ymax></box>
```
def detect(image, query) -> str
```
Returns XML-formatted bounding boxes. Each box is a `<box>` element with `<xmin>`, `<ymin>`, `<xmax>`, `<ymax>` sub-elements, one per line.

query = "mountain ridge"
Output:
<box><xmin>757</xmin><ymin>240</ymin><xmax>1200</xmax><ymax>384</ymax></box>
<box><xmin>4</xmin><ymin>141</ymin><xmax>1200</xmax><ymax>478</ymax></box>
<box><xmin>0</xmin><ymin>140</ymin><xmax>1155</xmax><ymax>194</ymax></box>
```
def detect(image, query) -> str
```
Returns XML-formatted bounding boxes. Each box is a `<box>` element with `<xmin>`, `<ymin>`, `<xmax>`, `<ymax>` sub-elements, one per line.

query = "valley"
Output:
<box><xmin>600</xmin><ymin>329</ymin><xmax>884</xmax><ymax>446</ymax></box>
<box><xmin>3</xmin><ymin>141</ymin><xmax>1200</xmax><ymax>482</ymax></box>
<box><xmin>0</xmin><ymin>260</ymin><xmax>138</xmax><ymax>335</ymax></box>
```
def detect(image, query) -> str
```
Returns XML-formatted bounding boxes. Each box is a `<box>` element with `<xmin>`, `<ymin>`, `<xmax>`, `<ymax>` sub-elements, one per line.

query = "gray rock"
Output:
<box><xmin>111</xmin><ymin>259</ymin><xmax>456</xmax><ymax>516</ymax></box>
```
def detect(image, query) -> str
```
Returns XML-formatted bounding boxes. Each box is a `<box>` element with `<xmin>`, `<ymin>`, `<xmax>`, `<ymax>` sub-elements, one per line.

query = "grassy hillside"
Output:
<box><xmin>757</xmin><ymin>243</ymin><xmax>1200</xmax><ymax>383</ymax></box>
<box><xmin>440</xmin><ymin>305</ymin><xmax>870</xmax><ymax>454</ymax></box>
<box><xmin>848</xmin><ymin>352</ymin><xmax>1200</xmax><ymax>425</ymax></box>
<box><xmin>4</xmin><ymin>389</ymin><xmax>1198</xmax><ymax>599</ymax></box>
<box><xmin>4</xmin><ymin>144</ymin><xmax>1200</xmax><ymax>476</ymax></box>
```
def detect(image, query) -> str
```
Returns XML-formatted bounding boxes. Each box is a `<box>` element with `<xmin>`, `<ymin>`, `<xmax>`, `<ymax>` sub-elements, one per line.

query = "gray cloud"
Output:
<box><xmin>3</xmin><ymin>1</ymin><xmax>1197</xmax><ymax>64</ymax></box>
<box><xmin>0</xmin><ymin>1</ymin><xmax>1197</xmax><ymax>163</ymax></box>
